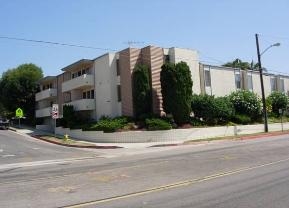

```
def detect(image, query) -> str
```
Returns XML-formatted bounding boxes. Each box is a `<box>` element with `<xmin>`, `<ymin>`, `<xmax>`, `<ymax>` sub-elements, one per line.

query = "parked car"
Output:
<box><xmin>0</xmin><ymin>117</ymin><xmax>9</xmax><ymax>130</ymax></box>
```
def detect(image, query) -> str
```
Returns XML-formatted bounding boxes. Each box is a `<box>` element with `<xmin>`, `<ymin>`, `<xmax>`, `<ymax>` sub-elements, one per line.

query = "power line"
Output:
<box><xmin>0</xmin><ymin>36</ymin><xmax>118</xmax><ymax>51</ymax></box>
<box><xmin>260</xmin><ymin>34</ymin><xmax>289</xmax><ymax>41</ymax></box>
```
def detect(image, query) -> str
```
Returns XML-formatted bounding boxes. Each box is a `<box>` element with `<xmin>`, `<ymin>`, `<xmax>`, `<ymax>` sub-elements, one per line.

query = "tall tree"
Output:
<box><xmin>223</xmin><ymin>58</ymin><xmax>251</xmax><ymax>70</ymax></box>
<box><xmin>132</xmin><ymin>64</ymin><xmax>152</xmax><ymax>118</ymax></box>
<box><xmin>160</xmin><ymin>61</ymin><xmax>193</xmax><ymax>124</ymax></box>
<box><xmin>0</xmin><ymin>63</ymin><xmax>43</xmax><ymax>123</ymax></box>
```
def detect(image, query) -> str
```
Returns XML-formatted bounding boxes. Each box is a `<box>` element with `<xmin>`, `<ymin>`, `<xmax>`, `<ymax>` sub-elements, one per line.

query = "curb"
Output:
<box><xmin>32</xmin><ymin>135</ymin><xmax>123</xmax><ymax>149</ymax></box>
<box><xmin>239</xmin><ymin>131</ymin><xmax>289</xmax><ymax>140</ymax></box>
<box><xmin>149</xmin><ymin>143</ymin><xmax>180</xmax><ymax>148</ymax></box>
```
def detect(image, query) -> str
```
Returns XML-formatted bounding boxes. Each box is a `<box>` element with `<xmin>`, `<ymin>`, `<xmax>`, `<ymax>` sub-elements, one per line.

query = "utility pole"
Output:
<box><xmin>255</xmin><ymin>33</ymin><xmax>268</xmax><ymax>132</ymax></box>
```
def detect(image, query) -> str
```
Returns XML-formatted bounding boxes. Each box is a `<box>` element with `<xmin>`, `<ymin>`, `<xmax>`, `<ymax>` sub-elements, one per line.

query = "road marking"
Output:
<box><xmin>63</xmin><ymin>157</ymin><xmax>289</xmax><ymax>208</ymax></box>
<box><xmin>0</xmin><ymin>157</ymin><xmax>96</xmax><ymax>171</ymax></box>
<box><xmin>1</xmin><ymin>154</ymin><xmax>15</xmax><ymax>158</ymax></box>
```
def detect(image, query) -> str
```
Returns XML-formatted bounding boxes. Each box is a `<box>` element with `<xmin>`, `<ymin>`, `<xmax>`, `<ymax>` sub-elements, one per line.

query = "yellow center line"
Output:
<box><xmin>63</xmin><ymin>157</ymin><xmax>289</xmax><ymax>208</ymax></box>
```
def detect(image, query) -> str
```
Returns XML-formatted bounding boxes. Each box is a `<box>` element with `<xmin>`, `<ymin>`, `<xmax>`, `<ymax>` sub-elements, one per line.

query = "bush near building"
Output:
<box><xmin>229</xmin><ymin>90</ymin><xmax>262</xmax><ymax>122</ymax></box>
<box><xmin>145</xmin><ymin>118</ymin><xmax>172</xmax><ymax>131</ymax></box>
<box><xmin>266</xmin><ymin>91</ymin><xmax>289</xmax><ymax>117</ymax></box>
<box><xmin>132</xmin><ymin>64</ymin><xmax>152</xmax><ymax>119</ymax></box>
<box><xmin>160</xmin><ymin>62</ymin><xmax>193</xmax><ymax>125</ymax></box>
<box><xmin>191</xmin><ymin>94</ymin><xmax>234</xmax><ymax>125</ymax></box>
<box><xmin>83</xmin><ymin>116</ymin><xmax>130</xmax><ymax>133</ymax></box>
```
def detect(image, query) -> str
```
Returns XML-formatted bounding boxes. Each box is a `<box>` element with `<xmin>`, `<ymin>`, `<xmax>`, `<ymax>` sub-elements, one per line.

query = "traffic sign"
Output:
<box><xmin>15</xmin><ymin>108</ymin><xmax>23</xmax><ymax>118</ymax></box>
<box><xmin>52</xmin><ymin>104</ymin><xmax>59</xmax><ymax>119</ymax></box>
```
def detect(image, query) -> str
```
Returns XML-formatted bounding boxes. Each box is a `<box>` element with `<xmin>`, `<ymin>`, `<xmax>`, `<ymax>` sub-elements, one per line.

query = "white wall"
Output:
<box><xmin>55</xmin><ymin>122</ymin><xmax>289</xmax><ymax>143</ymax></box>
<box><xmin>168</xmin><ymin>48</ymin><xmax>201</xmax><ymax>94</ymax></box>
<box><xmin>210</xmin><ymin>67</ymin><xmax>236</xmax><ymax>97</ymax></box>
<box><xmin>263</xmin><ymin>74</ymin><xmax>272</xmax><ymax>97</ymax></box>
<box><xmin>93</xmin><ymin>53</ymin><xmax>121</xmax><ymax>120</ymax></box>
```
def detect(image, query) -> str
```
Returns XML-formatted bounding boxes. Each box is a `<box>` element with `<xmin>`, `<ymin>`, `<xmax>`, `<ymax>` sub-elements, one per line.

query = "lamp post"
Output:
<box><xmin>255</xmin><ymin>33</ymin><xmax>280</xmax><ymax>132</ymax></box>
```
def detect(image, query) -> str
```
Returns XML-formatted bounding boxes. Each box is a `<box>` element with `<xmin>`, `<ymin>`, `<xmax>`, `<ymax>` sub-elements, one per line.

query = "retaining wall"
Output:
<box><xmin>55</xmin><ymin>122</ymin><xmax>289</xmax><ymax>143</ymax></box>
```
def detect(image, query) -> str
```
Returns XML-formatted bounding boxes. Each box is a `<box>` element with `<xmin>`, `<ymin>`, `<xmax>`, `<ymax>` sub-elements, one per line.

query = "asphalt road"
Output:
<box><xmin>0</xmin><ymin>129</ymin><xmax>99</xmax><ymax>164</ymax></box>
<box><xmin>1</xmin><ymin>130</ymin><xmax>289</xmax><ymax>208</ymax></box>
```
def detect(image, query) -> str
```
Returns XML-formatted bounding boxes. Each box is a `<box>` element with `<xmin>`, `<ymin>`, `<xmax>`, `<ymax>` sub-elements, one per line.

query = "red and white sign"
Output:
<box><xmin>52</xmin><ymin>104</ymin><xmax>59</xmax><ymax>119</ymax></box>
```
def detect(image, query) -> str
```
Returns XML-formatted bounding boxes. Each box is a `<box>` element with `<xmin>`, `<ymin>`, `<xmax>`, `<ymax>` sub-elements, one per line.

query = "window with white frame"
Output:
<box><xmin>280</xmin><ymin>79</ymin><xmax>285</xmax><ymax>92</ymax></box>
<box><xmin>204</xmin><ymin>69</ymin><xmax>211</xmax><ymax>87</ymax></box>
<box><xmin>247</xmin><ymin>72</ymin><xmax>253</xmax><ymax>91</ymax></box>
<box><xmin>270</xmin><ymin>77</ymin><xmax>277</xmax><ymax>92</ymax></box>
<box><xmin>72</xmin><ymin>67</ymin><xmax>89</xmax><ymax>79</ymax></box>
<box><xmin>82</xmin><ymin>89</ymin><xmax>94</xmax><ymax>99</ymax></box>
<box><xmin>235</xmin><ymin>71</ymin><xmax>241</xmax><ymax>89</ymax></box>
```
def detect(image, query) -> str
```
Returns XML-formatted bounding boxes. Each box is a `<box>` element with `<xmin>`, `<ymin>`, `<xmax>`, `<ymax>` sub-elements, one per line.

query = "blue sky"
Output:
<box><xmin>0</xmin><ymin>0</ymin><xmax>288</xmax><ymax>76</ymax></box>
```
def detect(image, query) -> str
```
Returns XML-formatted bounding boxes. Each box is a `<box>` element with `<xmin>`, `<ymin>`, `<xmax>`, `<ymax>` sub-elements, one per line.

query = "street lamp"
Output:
<box><xmin>255</xmin><ymin>33</ymin><xmax>280</xmax><ymax>132</ymax></box>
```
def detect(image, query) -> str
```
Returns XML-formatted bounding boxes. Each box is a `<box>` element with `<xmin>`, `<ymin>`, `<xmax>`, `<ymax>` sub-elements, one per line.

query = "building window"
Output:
<box><xmin>116</xmin><ymin>59</ymin><xmax>120</xmax><ymax>76</ymax></box>
<box><xmin>247</xmin><ymin>73</ymin><xmax>253</xmax><ymax>91</ymax></box>
<box><xmin>235</xmin><ymin>71</ymin><xmax>241</xmax><ymax>89</ymax></box>
<box><xmin>117</xmin><ymin>85</ymin><xmax>121</xmax><ymax>102</ymax></box>
<box><xmin>280</xmin><ymin>79</ymin><xmax>285</xmax><ymax>92</ymax></box>
<box><xmin>164</xmin><ymin>55</ymin><xmax>170</xmax><ymax>63</ymax></box>
<box><xmin>271</xmin><ymin>77</ymin><xmax>277</xmax><ymax>92</ymax></box>
<box><xmin>91</xmin><ymin>90</ymin><xmax>95</xmax><ymax>99</ymax></box>
<box><xmin>82</xmin><ymin>90</ymin><xmax>94</xmax><ymax>99</ymax></box>
<box><xmin>204</xmin><ymin>70</ymin><xmax>211</xmax><ymax>87</ymax></box>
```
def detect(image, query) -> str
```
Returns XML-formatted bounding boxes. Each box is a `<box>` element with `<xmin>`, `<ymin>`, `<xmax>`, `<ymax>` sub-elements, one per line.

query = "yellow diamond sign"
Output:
<box><xmin>16</xmin><ymin>108</ymin><xmax>23</xmax><ymax>118</ymax></box>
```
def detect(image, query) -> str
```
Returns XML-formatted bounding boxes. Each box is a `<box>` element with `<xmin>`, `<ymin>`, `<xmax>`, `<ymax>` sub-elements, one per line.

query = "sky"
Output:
<box><xmin>0</xmin><ymin>0</ymin><xmax>289</xmax><ymax>77</ymax></box>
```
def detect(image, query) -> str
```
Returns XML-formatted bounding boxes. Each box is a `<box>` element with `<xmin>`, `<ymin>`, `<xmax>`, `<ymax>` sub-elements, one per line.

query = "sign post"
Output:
<box><xmin>52</xmin><ymin>104</ymin><xmax>59</xmax><ymax>136</ymax></box>
<box><xmin>15</xmin><ymin>108</ymin><xmax>23</xmax><ymax>128</ymax></box>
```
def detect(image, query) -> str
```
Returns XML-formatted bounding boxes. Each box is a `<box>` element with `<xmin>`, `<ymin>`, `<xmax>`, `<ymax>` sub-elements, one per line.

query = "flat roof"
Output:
<box><xmin>37</xmin><ymin>76</ymin><xmax>56</xmax><ymax>83</ymax></box>
<box><xmin>201</xmin><ymin>63</ymin><xmax>289</xmax><ymax>78</ymax></box>
<box><xmin>61</xmin><ymin>59</ymin><xmax>93</xmax><ymax>72</ymax></box>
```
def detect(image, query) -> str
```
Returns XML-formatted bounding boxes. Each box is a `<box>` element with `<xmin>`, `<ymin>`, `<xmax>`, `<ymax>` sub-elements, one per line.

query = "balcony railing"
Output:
<box><xmin>35</xmin><ymin>88</ymin><xmax>57</xmax><ymax>101</ymax></box>
<box><xmin>62</xmin><ymin>74</ymin><xmax>94</xmax><ymax>92</ymax></box>
<box><xmin>36</xmin><ymin>107</ymin><xmax>52</xmax><ymax>118</ymax></box>
<box><xmin>64</xmin><ymin>99</ymin><xmax>95</xmax><ymax>111</ymax></box>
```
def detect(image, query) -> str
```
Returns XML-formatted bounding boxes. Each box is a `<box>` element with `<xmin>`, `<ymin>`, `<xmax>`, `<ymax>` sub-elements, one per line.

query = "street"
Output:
<box><xmin>1</xmin><ymin>130</ymin><xmax>289</xmax><ymax>207</ymax></box>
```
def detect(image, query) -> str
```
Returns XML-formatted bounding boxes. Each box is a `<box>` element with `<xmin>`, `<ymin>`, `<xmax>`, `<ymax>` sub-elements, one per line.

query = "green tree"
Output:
<box><xmin>266</xmin><ymin>92</ymin><xmax>288</xmax><ymax>116</ymax></box>
<box><xmin>0</xmin><ymin>63</ymin><xmax>43</xmax><ymax>123</ymax></box>
<box><xmin>223</xmin><ymin>58</ymin><xmax>254</xmax><ymax>70</ymax></box>
<box><xmin>160</xmin><ymin>61</ymin><xmax>193</xmax><ymax>124</ymax></box>
<box><xmin>132</xmin><ymin>64</ymin><xmax>152</xmax><ymax>119</ymax></box>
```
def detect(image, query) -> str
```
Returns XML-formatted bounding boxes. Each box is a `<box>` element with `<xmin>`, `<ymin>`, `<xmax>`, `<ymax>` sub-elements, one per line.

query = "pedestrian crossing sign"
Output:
<box><xmin>16</xmin><ymin>108</ymin><xmax>23</xmax><ymax>118</ymax></box>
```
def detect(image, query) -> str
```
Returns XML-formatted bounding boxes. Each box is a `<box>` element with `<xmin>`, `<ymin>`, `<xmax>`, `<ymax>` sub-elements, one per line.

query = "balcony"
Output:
<box><xmin>62</xmin><ymin>74</ymin><xmax>94</xmax><ymax>92</ymax></box>
<box><xmin>36</xmin><ymin>107</ymin><xmax>52</xmax><ymax>118</ymax></box>
<box><xmin>64</xmin><ymin>99</ymin><xmax>95</xmax><ymax>111</ymax></box>
<box><xmin>35</xmin><ymin>88</ymin><xmax>57</xmax><ymax>101</ymax></box>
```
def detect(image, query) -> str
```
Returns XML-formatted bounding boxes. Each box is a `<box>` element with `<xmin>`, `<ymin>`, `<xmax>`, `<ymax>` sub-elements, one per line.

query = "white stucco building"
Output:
<box><xmin>35</xmin><ymin>46</ymin><xmax>289</xmax><ymax>131</ymax></box>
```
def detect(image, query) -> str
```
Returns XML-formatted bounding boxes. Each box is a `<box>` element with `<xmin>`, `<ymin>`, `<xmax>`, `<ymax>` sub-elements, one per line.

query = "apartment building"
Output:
<box><xmin>200</xmin><ymin>64</ymin><xmax>289</xmax><ymax>97</ymax></box>
<box><xmin>35</xmin><ymin>76</ymin><xmax>58</xmax><ymax>131</ymax></box>
<box><xmin>35</xmin><ymin>45</ymin><xmax>289</xmax><ymax>131</ymax></box>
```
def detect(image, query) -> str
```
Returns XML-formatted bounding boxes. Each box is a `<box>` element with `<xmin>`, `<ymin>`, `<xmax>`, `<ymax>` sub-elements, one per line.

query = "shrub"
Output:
<box><xmin>266</xmin><ymin>92</ymin><xmax>288</xmax><ymax>116</ymax></box>
<box><xmin>160</xmin><ymin>62</ymin><xmax>193</xmax><ymax>124</ymax></box>
<box><xmin>132</xmin><ymin>64</ymin><xmax>152</xmax><ymax>118</ymax></box>
<box><xmin>62</xmin><ymin>105</ymin><xmax>77</xmax><ymax>128</ymax></box>
<box><xmin>233</xmin><ymin>114</ymin><xmax>251</xmax><ymax>125</ymax></box>
<box><xmin>190</xmin><ymin>117</ymin><xmax>205</xmax><ymax>126</ymax></box>
<box><xmin>83</xmin><ymin>116</ymin><xmax>130</xmax><ymax>133</ymax></box>
<box><xmin>191</xmin><ymin>94</ymin><xmax>234</xmax><ymax>125</ymax></box>
<box><xmin>229</xmin><ymin>90</ymin><xmax>261</xmax><ymax>121</ymax></box>
<box><xmin>145</xmin><ymin>118</ymin><xmax>172</xmax><ymax>131</ymax></box>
